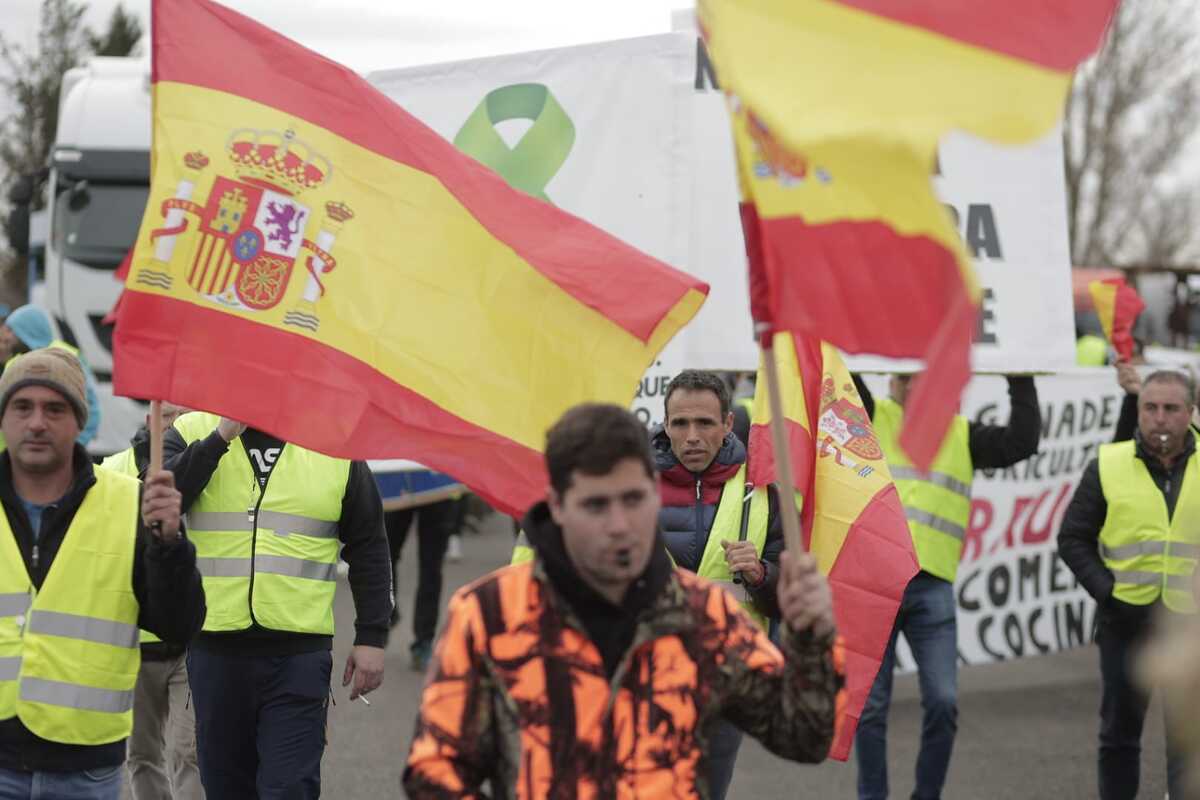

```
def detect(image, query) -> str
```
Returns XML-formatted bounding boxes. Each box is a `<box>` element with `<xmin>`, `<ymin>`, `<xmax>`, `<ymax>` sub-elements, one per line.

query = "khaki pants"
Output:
<box><xmin>124</xmin><ymin>654</ymin><xmax>204</xmax><ymax>800</ymax></box>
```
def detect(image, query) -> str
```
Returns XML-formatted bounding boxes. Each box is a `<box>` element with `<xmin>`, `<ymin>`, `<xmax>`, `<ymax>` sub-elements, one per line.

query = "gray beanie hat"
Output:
<box><xmin>0</xmin><ymin>348</ymin><xmax>89</xmax><ymax>429</ymax></box>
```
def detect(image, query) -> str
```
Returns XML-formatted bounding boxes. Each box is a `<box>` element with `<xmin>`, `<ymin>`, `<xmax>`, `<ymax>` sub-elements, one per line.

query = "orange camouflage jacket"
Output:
<box><xmin>403</xmin><ymin>559</ymin><xmax>840</xmax><ymax>799</ymax></box>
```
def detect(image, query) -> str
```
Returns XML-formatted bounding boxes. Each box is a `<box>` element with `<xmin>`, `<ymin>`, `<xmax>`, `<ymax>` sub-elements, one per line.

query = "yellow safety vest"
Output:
<box><xmin>0</xmin><ymin>468</ymin><xmax>141</xmax><ymax>745</ymax></box>
<box><xmin>99</xmin><ymin>447</ymin><xmax>162</xmax><ymax>646</ymax></box>
<box><xmin>1098</xmin><ymin>440</ymin><xmax>1200</xmax><ymax>614</ymax></box>
<box><xmin>1076</xmin><ymin>335</ymin><xmax>1108</xmax><ymax>367</ymax></box>
<box><xmin>511</xmin><ymin>530</ymin><xmax>535</xmax><ymax>566</ymax></box>
<box><xmin>695</xmin><ymin>464</ymin><xmax>771</xmax><ymax>630</ymax></box>
<box><xmin>875</xmin><ymin>397</ymin><xmax>973</xmax><ymax>583</ymax></box>
<box><xmin>100</xmin><ymin>447</ymin><xmax>137</xmax><ymax>479</ymax></box>
<box><xmin>172</xmin><ymin>412</ymin><xmax>349</xmax><ymax>634</ymax></box>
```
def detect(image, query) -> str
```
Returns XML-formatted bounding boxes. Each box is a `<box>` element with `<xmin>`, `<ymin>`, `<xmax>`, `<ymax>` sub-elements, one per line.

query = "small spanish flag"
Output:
<box><xmin>701</xmin><ymin>0</ymin><xmax>1118</xmax><ymax>469</ymax></box>
<box><xmin>114</xmin><ymin>0</ymin><xmax>707</xmax><ymax>516</ymax></box>
<box><xmin>748</xmin><ymin>332</ymin><xmax>918</xmax><ymax>760</ymax></box>
<box><xmin>1089</xmin><ymin>278</ymin><xmax>1144</xmax><ymax>363</ymax></box>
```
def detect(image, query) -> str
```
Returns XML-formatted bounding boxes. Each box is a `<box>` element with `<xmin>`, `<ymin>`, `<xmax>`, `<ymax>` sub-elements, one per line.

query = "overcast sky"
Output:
<box><xmin>4</xmin><ymin>0</ymin><xmax>688</xmax><ymax>73</ymax></box>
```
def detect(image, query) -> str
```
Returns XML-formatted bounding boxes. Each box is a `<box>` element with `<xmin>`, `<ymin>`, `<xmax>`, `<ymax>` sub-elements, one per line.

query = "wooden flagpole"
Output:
<box><xmin>759</xmin><ymin>330</ymin><xmax>805</xmax><ymax>554</ymax></box>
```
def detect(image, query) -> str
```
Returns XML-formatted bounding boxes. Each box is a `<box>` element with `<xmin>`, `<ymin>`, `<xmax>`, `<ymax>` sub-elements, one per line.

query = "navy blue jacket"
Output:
<box><xmin>652</xmin><ymin>428</ymin><xmax>783</xmax><ymax>619</ymax></box>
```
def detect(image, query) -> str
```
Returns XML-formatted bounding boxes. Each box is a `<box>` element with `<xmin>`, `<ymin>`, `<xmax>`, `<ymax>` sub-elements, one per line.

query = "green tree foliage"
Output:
<box><xmin>0</xmin><ymin>0</ymin><xmax>91</xmax><ymax>211</ymax></box>
<box><xmin>88</xmin><ymin>5</ymin><xmax>143</xmax><ymax>58</ymax></box>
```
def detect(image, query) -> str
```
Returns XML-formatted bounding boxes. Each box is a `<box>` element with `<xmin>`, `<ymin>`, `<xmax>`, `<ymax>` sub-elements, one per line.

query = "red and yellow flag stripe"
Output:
<box><xmin>702</xmin><ymin>0</ymin><xmax>1117</xmax><ymax>468</ymax></box>
<box><xmin>748</xmin><ymin>333</ymin><xmax>918</xmax><ymax>759</ymax></box>
<box><xmin>116</xmin><ymin>0</ymin><xmax>707</xmax><ymax>516</ymax></box>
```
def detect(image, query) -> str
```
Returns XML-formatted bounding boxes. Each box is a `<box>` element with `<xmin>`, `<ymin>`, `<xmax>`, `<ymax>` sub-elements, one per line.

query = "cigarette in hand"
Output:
<box><xmin>357</xmin><ymin>694</ymin><xmax>371</xmax><ymax>706</ymax></box>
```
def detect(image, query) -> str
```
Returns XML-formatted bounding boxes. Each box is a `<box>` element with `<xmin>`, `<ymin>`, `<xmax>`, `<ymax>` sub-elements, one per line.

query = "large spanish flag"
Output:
<box><xmin>748</xmin><ymin>332</ymin><xmax>918</xmax><ymax>760</ymax></box>
<box><xmin>1088</xmin><ymin>277</ymin><xmax>1144</xmax><ymax>363</ymax></box>
<box><xmin>114</xmin><ymin>0</ymin><xmax>707</xmax><ymax>516</ymax></box>
<box><xmin>701</xmin><ymin>0</ymin><xmax>1118</xmax><ymax>469</ymax></box>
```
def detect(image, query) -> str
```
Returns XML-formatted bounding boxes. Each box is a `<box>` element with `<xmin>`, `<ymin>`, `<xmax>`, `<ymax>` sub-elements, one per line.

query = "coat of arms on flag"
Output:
<box><xmin>818</xmin><ymin>375</ymin><xmax>883</xmax><ymax>472</ymax></box>
<box><xmin>138</xmin><ymin>128</ymin><xmax>352</xmax><ymax>333</ymax></box>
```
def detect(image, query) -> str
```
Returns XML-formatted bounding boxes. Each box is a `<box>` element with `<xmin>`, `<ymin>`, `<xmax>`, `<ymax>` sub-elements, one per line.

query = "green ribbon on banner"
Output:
<box><xmin>453</xmin><ymin>83</ymin><xmax>575</xmax><ymax>203</ymax></box>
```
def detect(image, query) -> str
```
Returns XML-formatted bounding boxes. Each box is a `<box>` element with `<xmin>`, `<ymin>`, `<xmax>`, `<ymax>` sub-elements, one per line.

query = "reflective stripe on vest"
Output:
<box><xmin>1098</xmin><ymin>440</ymin><xmax>1200</xmax><ymax>614</ymax></box>
<box><xmin>173</xmin><ymin>412</ymin><xmax>349</xmax><ymax>634</ymax></box>
<box><xmin>0</xmin><ymin>468</ymin><xmax>142</xmax><ymax>745</ymax></box>
<box><xmin>694</xmin><ymin>464</ymin><xmax>771</xmax><ymax>630</ymax></box>
<box><xmin>874</xmin><ymin>397</ymin><xmax>973</xmax><ymax>582</ymax></box>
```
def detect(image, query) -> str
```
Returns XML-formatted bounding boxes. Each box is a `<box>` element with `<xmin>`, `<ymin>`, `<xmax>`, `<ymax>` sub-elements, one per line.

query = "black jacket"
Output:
<box><xmin>854</xmin><ymin>375</ymin><xmax>1042</xmax><ymax>470</ymax></box>
<box><xmin>163</xmin><ymin>424</ymin><xmax>392</xmax><ymax>654</ymax></box>
<box><xmin>521</xmin><ymin>502</ymin><xmax>674</xmax><ymax>678</ymax></box>
<box><xmin>0</xmin><ymin>446</ymin><xmax>206</xmax><ymax>772</ymax></box>
<box><xmin>1058</xmin><ymin>431</ymin><xmax>1195</xmax><ymax>605</ymax></box>
<box><xmin>123</xmin><ymin>425</ymin><xmax>186</xmax><ymax>662</ymax></box>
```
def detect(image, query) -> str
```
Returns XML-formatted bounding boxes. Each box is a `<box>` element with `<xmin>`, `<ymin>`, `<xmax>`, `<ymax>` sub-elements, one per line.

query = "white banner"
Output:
<box><xmin>371</xmin><ymin>29</ymin><xmax>1079</xmax><ymax>434</ymax></box>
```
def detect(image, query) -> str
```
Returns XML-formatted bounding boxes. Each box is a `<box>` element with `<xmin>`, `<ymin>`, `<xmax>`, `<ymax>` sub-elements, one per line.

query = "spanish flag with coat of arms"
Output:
<box><xmin>700</xmin><ymin>0</ymin><xmax>1119</xmax><ymax>469</ymax></box>
<box><xmin>748</xmin><ymin>332</ymin><xmax>918</xmax><ymax>760</ymax></box>
<box><xmin>114</xmin><ymin>0</ymin><xmax>707</xmax><ymax>516</ymax></box>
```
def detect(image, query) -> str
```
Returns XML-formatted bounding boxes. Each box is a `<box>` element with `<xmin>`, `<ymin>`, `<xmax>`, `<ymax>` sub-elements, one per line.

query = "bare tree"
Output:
<box><xmin>0</xmin><ymin>0</ymin><xmax>90</xmax><ymax>209</ymax></box>
<box><xmin>1063</xmin><ymin>0</ymin><xmax>1200</xmax><ymax>268</ymax></box>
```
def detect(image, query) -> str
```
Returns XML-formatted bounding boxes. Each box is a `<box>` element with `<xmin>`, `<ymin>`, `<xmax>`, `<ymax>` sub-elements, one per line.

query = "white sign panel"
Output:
<box><xmin>372</xmin><ymin>29</ymin><xmax>1079</xmax><ymax>428</ymax></box>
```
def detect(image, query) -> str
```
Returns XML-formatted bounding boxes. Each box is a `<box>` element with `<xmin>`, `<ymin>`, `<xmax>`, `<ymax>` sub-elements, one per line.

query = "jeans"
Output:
<box><xmin>704</xmin><ymin>717</ymin><xmax>743</xmax><ymax>800</ymax></box>
<box><xmin>855</xmin><ymin>572</ymin><xmax>958</xmax><ymax>800</ymax></box>
<box><xmin>1096</xmin><ymin>600</ymin><xmax>1185</xmax><ymax>800</ymax></box>
<box><xmin>0</xmin><ymin>765</ymin><xmax>122</xmax><ymax>800</ymax></box>
<box><xmin>386</xmin><ymin>498</ymin><xmax>463</xmax><ymax>645</ymax></box>
<box><xmin>125</xmin><ymin>653</ymin><xmax>203</xmax><ymax>800</ymax></box>
<box><xmin>188</xmin><ymin>648</ymin><xmax>331</xmax><ymax>799</ymax></box>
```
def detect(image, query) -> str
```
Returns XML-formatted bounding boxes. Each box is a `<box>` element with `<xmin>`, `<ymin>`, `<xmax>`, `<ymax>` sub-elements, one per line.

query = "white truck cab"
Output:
<box><xmin>45</xmin><ymin>57</ymin><xmax>151</xmax><ymax>454</ymax></box>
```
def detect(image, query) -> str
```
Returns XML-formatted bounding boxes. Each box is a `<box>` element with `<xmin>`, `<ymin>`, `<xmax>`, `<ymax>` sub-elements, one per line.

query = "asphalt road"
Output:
<box><xmin>317</xmin><ymin>512</ymin><xmax>1172</xmax><ymax>799</ymax></box>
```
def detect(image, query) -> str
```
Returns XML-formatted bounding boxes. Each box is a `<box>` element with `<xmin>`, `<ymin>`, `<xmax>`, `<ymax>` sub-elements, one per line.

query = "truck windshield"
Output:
<box><xmin>52</xmin><ymin>181</ymin><xmax>149</xmax><ymax>270</ymax></box>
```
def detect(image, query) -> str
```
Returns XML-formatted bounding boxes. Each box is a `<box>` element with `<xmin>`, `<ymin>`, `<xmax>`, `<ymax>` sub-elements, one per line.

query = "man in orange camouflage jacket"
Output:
<box><xmin>403</xmin><ymin>403</ymin><xmax>841</xmax><ymax>798</ymax></box>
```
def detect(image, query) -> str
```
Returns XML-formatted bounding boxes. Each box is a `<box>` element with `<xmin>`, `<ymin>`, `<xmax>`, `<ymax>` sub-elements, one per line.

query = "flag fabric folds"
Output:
<box><xmin>114</xmin><ymin>0</ymin><xmax>707</xmax><ymax>516</ymax></box>
<box><xmin>748</xmin><ymin>332</ymin><xmax>919</xmax><ymax>760</ymax></box>
<box><xmin>701</xmin><ymin>0</ymin><xmax>1118</xmax><ymax>469</ymax></box>
<box><xmin>1088</xmin><ymin>278</ymin><xmax>1144</xmax><ymax>363</ymax></box>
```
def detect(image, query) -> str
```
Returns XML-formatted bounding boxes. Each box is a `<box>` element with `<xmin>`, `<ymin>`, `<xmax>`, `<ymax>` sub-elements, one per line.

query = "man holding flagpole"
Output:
<box><xmin>653</xmin><ymin>369</ymin><xmax>785</xmax><ymax>799</ymax></box>
<box><xmin>0</xmin><ymin>349</ymin><xmax>204</xmax><ymax>799</ymax></box>
<box><xmin>406</xmin><ymin>402</ymin><xmax>839</xmax><ymax>797</ymax></box>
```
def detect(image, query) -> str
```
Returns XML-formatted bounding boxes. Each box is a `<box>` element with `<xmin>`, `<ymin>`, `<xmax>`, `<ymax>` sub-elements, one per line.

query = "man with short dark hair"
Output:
<box><xmin>0</xmin><ymin>349</ymin><xmax>204</xmax><ymax>799</ymax></box>
<box><xmin>1059</xmin><ymin>370</ymin><xmax>1199</xmax><ymax>800</ymax></box>
<box><xmin>405</xmin><ymin>403</ymin><xmax>841</xmax><ymax>797</ymax></box>
<box><xmin>654</xmin><ymin>368</ymin><xmax>786</xmax><ymax>798</ymax></box>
